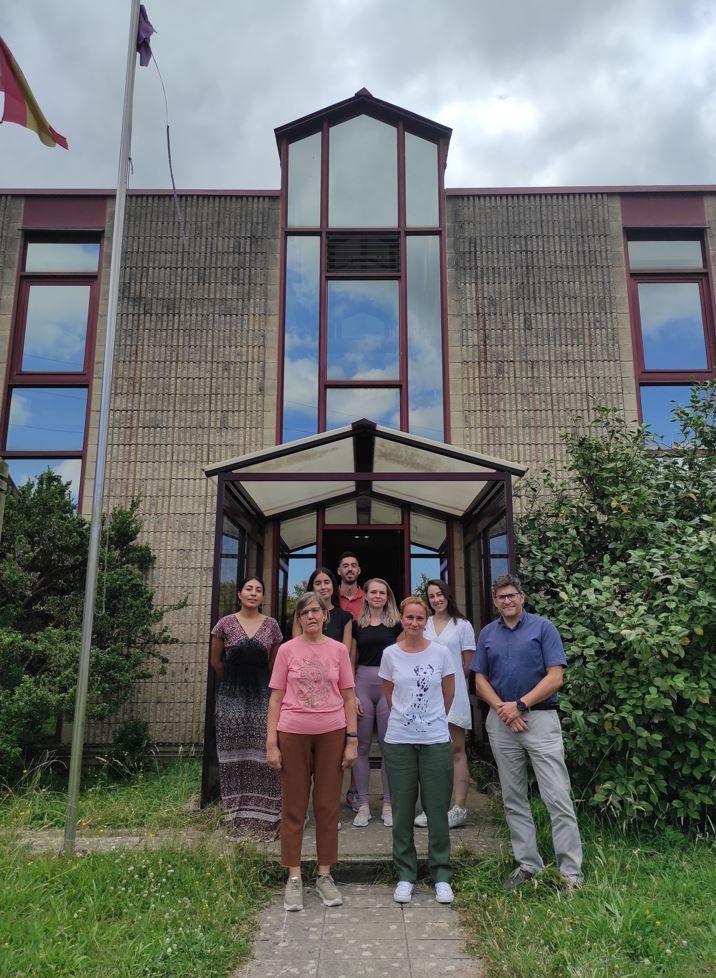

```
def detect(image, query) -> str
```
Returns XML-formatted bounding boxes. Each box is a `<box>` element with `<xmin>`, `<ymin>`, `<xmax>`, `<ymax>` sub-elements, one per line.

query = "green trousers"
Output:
<box><xmin>383</xmin><ymin>741</ymin><xmax>453</xmax><ymax>884</ymax></box>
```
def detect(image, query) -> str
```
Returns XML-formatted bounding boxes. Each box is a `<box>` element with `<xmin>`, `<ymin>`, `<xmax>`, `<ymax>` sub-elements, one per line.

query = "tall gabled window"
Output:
<box><xmin>627</xmin><ymin>230</ymin><xmax>715</xmax><ymax>444</ymax></box>
<box><xmin>2</xmin><ymin>236</ymin><xmax>101</xmax><ymax>502</ymax></box>
<box><xmin>278</xmin><ymin>104</ymin><xmax>449</xmax><ymax>445</ymax></box>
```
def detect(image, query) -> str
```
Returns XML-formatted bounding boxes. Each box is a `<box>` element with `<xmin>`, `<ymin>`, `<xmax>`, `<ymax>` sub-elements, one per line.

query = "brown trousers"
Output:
<box><xmin>278</xmin><ymin>727</ymin><xmax>346</xmax><ymax>867</ymax></box>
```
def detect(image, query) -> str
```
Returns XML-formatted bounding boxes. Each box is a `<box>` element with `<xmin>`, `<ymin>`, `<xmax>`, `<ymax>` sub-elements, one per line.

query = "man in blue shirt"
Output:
<box><xmin>472</xmin><ymin>574</ymin><xmax>583</xmax><ymax>892</ymax></box>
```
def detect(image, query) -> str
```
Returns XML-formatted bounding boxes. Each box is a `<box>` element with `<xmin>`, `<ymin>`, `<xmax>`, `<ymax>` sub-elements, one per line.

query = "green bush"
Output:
<box><xmin>0</xmin><ymin>472</ymin><xmax>185</xmax><ymax>783</ymax></box>
<box><xmin>515</xmin><ymin>382</ymin><xmax>716</xmax><ymax>829</ymax></box>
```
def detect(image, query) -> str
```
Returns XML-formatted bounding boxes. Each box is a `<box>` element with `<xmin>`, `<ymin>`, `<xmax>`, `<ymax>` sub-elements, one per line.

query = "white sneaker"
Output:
<box><xmin>447</xmin><ymin>806</ymin><xmax>468</xmax><ymax>829</ymax></box>
<box><xmin>413</xmin><ymin>811</ymin><xmax>428</xmax><ymax>827</ymax></box>
<box><xmin>435</xmin><ymin>882</ymin><xmax>454</xmax><ymax>904</ymax></box>
<box><xmin>352</xmin><ymin>806</ymin><xmax>372</xmax><ymax>827</ymax></box>
<box><xmin>393</xmin><ymin>881</ymin><xmax>414</xmax><ymax>903</ymax></box>
<box><xmin>382</xmin><ymin>805</ymin><xmax>393</xmax><ymax>827</ymax></box>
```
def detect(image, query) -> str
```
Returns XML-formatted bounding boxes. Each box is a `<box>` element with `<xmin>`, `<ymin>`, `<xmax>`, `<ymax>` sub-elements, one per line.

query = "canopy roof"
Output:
<box><xmin>204</xmin><ymin>420</ymin><xmax>526</xmax><ymax>522</ymax></box>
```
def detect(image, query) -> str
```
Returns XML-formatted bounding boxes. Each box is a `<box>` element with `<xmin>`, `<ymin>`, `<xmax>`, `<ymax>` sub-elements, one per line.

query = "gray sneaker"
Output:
<box><xmin>447</xmin><ymin>806</ymin><xmax>468</xmax><ymax>829</ymax></box>
<box><xmin>502</xmin><ymin>867</ymin><xmax>535</xmax><ymax>892</ymax></box>
<box><xmin>316</xmin><ymin>874</ymin><xmax>343</xmax><ymax>907</ymax></box>
<box><xmin>284</xmin><ymin>876</ymin><xmax>303</xmax><ymax>911</ymax></box>
<box><xmin>413</xmin><ymin>811</ymin><xmax>428</xmax><ymax>827</ymax></box>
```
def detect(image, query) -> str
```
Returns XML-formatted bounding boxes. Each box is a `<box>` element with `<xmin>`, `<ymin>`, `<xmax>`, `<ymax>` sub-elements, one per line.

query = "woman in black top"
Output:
<box><xmin>351</xmin><ymin>578</ymin><xmax>402</xmax><ymax>828</ymax></box>
<box><xmin>292</xmin><ymin>567</ymin><xmax>352</xmax><ymax>649</ymax></box>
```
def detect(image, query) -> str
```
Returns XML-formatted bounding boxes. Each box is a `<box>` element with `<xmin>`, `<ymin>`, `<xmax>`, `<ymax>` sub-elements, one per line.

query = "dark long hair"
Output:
<box><xmin>426</xmin><ymin>579</ymin><xmax>466</xmax><ymax>621</ymax></box>
<box><xmin>307</xmin><ymin>567</ymin><xmax>340</xmax><ymax>602</ymax></box>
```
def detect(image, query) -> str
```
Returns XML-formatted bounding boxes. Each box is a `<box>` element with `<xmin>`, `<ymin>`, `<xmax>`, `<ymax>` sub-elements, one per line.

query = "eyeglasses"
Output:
<box><xmin>299</xmin><ymin>607</ymin><xmax>324</xmax><ymax>617</ymax></box>
<box><xmin>494</xmin><ymin>592</ymin><xmax>522</xmax><ymax>602</ymax></box>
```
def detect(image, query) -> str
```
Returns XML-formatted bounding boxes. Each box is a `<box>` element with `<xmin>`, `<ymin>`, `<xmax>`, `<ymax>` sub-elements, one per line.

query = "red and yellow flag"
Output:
<box><xmin>0</xmin><ymin>36</ymin><xmax>68</xmax><ymax>149</ymax></box>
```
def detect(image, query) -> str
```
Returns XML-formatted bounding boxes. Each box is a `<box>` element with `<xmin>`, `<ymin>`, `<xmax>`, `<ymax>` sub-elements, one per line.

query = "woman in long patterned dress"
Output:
<box><xmin>210</xmin><ymin>576</ymin><xmax>283</xmax><ymax>838</ymax></box>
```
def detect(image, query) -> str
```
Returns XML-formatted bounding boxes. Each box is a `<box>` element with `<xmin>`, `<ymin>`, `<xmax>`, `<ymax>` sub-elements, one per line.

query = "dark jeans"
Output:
<box><xmin>383</xmin><ymin>741</ymin><xmax>453</xmax><ymax>884</ymax></box>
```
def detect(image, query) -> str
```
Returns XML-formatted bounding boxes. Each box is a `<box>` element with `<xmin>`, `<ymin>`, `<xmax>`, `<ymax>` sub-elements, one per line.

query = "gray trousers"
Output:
<box><xmin>486</xmin><ymin>708</ymin><xmax>583</xmax><ymax>881</ymax></box>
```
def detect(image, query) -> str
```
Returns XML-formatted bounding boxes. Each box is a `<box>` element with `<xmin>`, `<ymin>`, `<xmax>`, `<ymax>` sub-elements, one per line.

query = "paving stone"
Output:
<box><xmin>407</xmin><ymin>938</ymin><xmax>472</xmax><ymax>959</ymax></box>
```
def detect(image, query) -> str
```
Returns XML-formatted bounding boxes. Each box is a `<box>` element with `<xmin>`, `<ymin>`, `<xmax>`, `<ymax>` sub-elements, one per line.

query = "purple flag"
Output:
<box><xmin>137</xmin><ymin>5</ymin><xmax>155</xmax><ymax>67</ymax></box>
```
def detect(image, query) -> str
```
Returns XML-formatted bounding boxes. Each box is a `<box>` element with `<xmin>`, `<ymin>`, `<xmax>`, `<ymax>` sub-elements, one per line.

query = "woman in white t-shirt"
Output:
<box><xmin>379</xmin><ymin>596</ymin><xmax>456</xmax><ymax>905</ymax></box>
<box><xmin>414</xmin><ymin>580</ymin><xmax>477</xmax><ymax>830</ymax></box>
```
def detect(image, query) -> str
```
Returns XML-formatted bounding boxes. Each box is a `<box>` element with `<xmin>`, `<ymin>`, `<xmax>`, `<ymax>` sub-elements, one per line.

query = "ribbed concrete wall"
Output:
<box><xmin>446</xmin><ymin>193</ymin><xmax>636</xmax><ymax>471</ymax></box>
<box><xmin>88</xmin><ymin>194</ymin><xmax>280</xmax><ymax>746</ymax></box>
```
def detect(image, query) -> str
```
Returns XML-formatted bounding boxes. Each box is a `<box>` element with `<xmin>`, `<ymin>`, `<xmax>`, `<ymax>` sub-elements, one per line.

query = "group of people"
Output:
<box><xmin>210</xmin><ymin>552</ymin><xmax>583</xmax><ymax>911</ymax></box>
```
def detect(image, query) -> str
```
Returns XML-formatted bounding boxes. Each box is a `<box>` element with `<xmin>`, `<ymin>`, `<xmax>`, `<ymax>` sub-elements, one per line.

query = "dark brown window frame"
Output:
<box><xmin>2</xmin><ymin>232</ymin><xmax>103</xmax><ymax>501</ymax></box>
<box><xmin>276</xmin><ymin>109</ymin><xmax>451</xmax><ymax>444</ymax></box>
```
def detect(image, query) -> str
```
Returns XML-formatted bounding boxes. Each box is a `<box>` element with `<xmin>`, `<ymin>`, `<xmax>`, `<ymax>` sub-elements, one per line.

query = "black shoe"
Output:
<box><xmin>502</xmin><ymin>867</ymin><xmax>535</xmax><ymax>892</ymax></box>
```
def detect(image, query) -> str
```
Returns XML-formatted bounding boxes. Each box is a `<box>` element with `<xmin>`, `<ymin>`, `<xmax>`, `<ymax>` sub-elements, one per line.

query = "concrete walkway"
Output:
<box><xmin>232</xmin><ymin>882</ymin><xmax>484</xmax><ymax>978</ymax></box>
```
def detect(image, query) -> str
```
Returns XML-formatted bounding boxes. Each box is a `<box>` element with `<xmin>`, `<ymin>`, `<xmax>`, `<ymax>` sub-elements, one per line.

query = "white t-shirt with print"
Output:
<box><xmin>379</xmin><ymin>641</ymin><xmax>455</xmax><ymax>745</ymax></box>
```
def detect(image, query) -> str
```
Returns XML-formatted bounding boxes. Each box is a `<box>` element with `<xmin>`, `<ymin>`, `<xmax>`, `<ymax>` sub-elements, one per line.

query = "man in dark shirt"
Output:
<box><xmin>472</xmin><ymin>574</ymin><xmax>583</xmax><ymax>892</ymax></box>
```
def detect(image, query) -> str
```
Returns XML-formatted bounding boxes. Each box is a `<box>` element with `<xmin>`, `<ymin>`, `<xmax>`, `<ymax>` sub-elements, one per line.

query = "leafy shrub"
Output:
<box><xmin>0</xmin><ymin>472</ymin><xmax>185</xmax><ymax>783</ymax></box>
<box><xmin>515</xmin><ymin>382</ymin><xmax>716</xmax><ymax>829</ymax></box>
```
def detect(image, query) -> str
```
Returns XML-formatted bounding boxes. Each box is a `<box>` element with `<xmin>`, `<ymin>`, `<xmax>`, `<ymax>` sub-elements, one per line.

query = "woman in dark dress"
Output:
<box><xmin>351</xmin><ymin>578</ymin><xmax>402</xmax><ymax>828</ymax></box>
<box><xmin>210</xmin><ymin>576</ymin><xmax>283</xmax><ymax>838</ymax></box>
<box><xmin>292</xmin><ymin>567</ymin><xmax>352</xmax><ymax>648</ymax></box>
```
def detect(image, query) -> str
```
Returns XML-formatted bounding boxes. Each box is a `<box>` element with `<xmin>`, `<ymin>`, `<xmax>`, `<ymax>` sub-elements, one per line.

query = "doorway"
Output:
<box><xmin>322</xmin><ymin>528</ymin><xmax>404</xmax><ymax>602</ymax></box>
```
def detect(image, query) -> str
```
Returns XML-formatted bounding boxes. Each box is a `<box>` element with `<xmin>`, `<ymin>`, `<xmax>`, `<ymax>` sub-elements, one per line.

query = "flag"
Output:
<box><xmin>0</xmin><ymin>36</ymin><xmax>68</xmax><ymax>149</ymax></box>
<box><xmin>137</xmin><ymin>5</ymin><xmax>156</xmax><ymax>67</ymax></box>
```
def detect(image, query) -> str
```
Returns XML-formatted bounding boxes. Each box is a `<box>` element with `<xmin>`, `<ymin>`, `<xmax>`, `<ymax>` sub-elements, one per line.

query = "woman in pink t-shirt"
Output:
<box><xmin>267</xmin><ymin>591</ymin><xmax>358</xmax><ymax>912</ymax></box>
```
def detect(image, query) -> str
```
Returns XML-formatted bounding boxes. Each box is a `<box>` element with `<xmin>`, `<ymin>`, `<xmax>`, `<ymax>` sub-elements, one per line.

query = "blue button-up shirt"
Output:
<box><xmin>472</xmin><ymin>611</ymin><xmax>567</xmax><ymax>706</ymax></box>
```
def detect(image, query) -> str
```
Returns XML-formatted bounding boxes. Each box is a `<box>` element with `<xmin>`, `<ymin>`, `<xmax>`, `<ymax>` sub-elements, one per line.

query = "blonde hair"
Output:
<box><xmin>357</xmin><ymin>578</ymin><xmax>400</xmax><ymax>628</ymax></box>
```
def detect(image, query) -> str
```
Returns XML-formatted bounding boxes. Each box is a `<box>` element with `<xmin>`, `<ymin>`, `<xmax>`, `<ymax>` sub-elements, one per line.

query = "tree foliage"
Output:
<box><xmin>0</xmin><ymin>471</ymin><xmax>184</xmax><ymax>782</ymax></box>
<box><xmin>515</xmin><ymin>382</ymin><xmax>716</xmax><ymax>829</ymax></box>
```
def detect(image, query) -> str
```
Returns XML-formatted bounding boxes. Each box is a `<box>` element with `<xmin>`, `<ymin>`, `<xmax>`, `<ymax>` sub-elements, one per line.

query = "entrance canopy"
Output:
<box><xmin>203</xmin><ymin>420</ymin><xmax>527</xmax><ymax>522</ymax></box>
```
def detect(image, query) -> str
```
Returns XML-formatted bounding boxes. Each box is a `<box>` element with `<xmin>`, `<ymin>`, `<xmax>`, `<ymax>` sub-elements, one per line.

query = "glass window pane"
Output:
<box><xmin>219</xmin><ymin>556</ymin><xmax>239</xmax><ymax>616</ymax></box>
<box><xmin>411</xmin><ymin>555</ymin><xmax>441</xmax><ymax>592</ymax></box>
<box><xmin>282</xmin><ymin>236</ymin><xmax>320</xmax><ymax>442</ymax></box>
<box><xmin>221</xmin><ymin>516</ymin><xmax>241</xmax><ymax>555</ymax></box>
<box><xmin>407</xmin><ymin>236</ymin><xmax>444</xmax><ymax>440</ymax></box>
<box><xmin>369</xmin><ymin>500</ymin><xmax>402</xmax><ymax>524</ymax></box>
<box><xmin>327</xmin><ymin>281</ymin><xmax>399</xmax><ymax>380</ymax></box>
<box><xmin>490</xmin><ymin>557</ymin><xmax>510</xmax><ymax>581</ymax></box>
<box><xmin>640</xmin><ymin>385</ymin><xmax>693</xmax><ymax>445</ymax></box>
<box><xmin>488</xmin><ymin>517</ymin><xmax>507</xmax><ymax>555</ymax></box>
<box><xmin>25</xmin><ymin>242</ymin><xmax>100</xmax><ymax>273</ymax></box>
<box><xmin>6</xmin><ymin>387</ymin><xmax>87</xmax><ymax>451</ymax></box>
<box><xmin>329</xmin><ymin>116</ymin><xmax>397</xmax><ymax>227</ymax></box>
<box><xmin>628</xmin><ymin>238</ymin><xmax>703</xmax><ymax>270</ymax></box>
<box><xmin>324</xmin><ymin>500</ymin><xmax>358</xmax><ymax>524</ymax></box>
<box><xmin>287</xmin><ymin>133</ymin><xmax>321</xmax><ymax>227</ymax></box>
<box><xmin>637</xmin><ymin>282</ymin><xmax>707</xmax><ymax>370</ymax></box>
<box><xmin>5</xmin><ymin>457</ymin><xmax>81</xmax><ymax>504</ymax></box>
<box><xmin>326</xmin><ymin>388</ymin><xmax>400</xmax><ymax>431</ymax></box>
<box><xmin>405</xmin><ymin>133</ymin><xmax>439</xmax><ymax>227</ymax></box>
<box><xmin>21</xmin><ymin>284</ymin><xmax>90</xmax><ymax>372</ymax></box>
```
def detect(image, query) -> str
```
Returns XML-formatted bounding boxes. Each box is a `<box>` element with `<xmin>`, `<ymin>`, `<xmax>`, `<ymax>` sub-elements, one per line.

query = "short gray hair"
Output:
<box><xmin>491</xmin><ymin>573</ymin><xmax>523</xmax><ymax>597</ymax></box>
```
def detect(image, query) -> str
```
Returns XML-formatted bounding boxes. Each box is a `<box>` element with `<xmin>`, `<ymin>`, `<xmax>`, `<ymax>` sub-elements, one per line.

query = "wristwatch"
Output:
<box><xmin>346</xmin><ymin>732</ymin><xmax>358</xmax><ymax>737</ymax></box>
<box><xmin>516</xmin><ymin>699</ymin><xmax>529</xmax><ymax>713</ymax></box>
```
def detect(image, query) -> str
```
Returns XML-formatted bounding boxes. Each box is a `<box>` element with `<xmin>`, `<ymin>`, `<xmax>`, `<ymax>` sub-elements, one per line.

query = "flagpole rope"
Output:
<box><xmin>152</xmin><ymin>54</ymin><xmax>187</xmax><ymax>241</ymax></box>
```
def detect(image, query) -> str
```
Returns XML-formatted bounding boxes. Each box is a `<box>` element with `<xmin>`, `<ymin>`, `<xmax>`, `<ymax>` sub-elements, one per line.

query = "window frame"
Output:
<box><xmin>277</xmin><ymin>113</ymin><xmax>450</xmax><ymax>444</ymax></box>
<box><xmin>625</xmin><ymin>228</ymin><xmax>716</xmax><ymax>432</ymax></box>
<box><xmin>2</xmin><ymin>232</ymin><xmax>103</xmax><ymax>501</ymax></box>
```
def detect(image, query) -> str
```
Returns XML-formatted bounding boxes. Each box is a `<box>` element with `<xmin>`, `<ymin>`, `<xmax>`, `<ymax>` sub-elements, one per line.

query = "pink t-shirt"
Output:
<box><xmin>270</xmin><ymin>636</ymin><xmax>354</xmax><ymax>735</ymax></box>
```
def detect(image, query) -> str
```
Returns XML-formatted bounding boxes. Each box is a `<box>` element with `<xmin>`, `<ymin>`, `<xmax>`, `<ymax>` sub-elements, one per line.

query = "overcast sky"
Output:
<box><xmin>1</xmin><ymin>0</ymin><xmax>715</xmax><ymax>191</ymax></box>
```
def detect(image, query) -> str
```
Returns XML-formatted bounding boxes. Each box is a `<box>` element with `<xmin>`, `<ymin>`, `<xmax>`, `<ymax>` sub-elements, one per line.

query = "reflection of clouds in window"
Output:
<box><xmin>640</xmin><ymin>385</ymin><xmax>695</xmax><ymax>446</ymax></box>
<box><xmin>638</xmin><ymin>283</ymin><xmax>707</xmax><ymax>370</ymax></box>
<box><xmin>405</xmin><ymin>134</ymin><xmax>439</xmax><ymax>227</ymax></box>
<box><xmin>288</xmin><ymin>133</ymin><xmax>321</xmax><ymax>227</ymax></box>
<box><xmin>407</xmin><ymin>236</ymin><xmax>443</xmax><ymax>439</ymax></box>
<box><xmin>6</xmin><ymin>458</ymin><xmax>82</xmax><ymax>504</ymax></box>
<box><xmin>25</xmin><ymin>242</ymin><xmax>99</xmax><ymax>273</ymax></box>
<box><xmin>327</xmin><ymin>280</ymin><xmax>399</xmax><ymax>380</ymax></box>
<box><xmin>6</xmin><ymin>387</ymin><xmax>87</xmax><ymax>451</ymax></box>
<box><xmin>283</xmin><ymin>237</ymin><xmax>319</xmax><ymax>441</ymax></box>
<box><xmin>329</xmin><ymin>115</ymin><xmax>397</xmax><ymax>227</ymax></box>
<box><xmin>326</xmin><ymin>388</ymin><xmax>400</xmax><ymax>430</ymax></box>
<box><xmin>22</xmin><ymin>285</ymin><xmax>90</xmax><ymax>372</ymax></box>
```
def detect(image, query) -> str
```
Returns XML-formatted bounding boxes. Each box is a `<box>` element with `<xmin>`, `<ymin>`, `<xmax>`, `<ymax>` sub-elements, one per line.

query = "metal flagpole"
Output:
<box><xmin>63</xmin><ymin>0</ymin><xmax>142</xmax><ymax>854</ymax></box>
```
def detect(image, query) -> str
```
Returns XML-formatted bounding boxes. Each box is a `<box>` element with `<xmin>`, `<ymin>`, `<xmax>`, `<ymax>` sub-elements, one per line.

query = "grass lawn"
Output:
<box><xmin>455</xmin><ymin>804</ymin><xmax>716</xmax><ymax>978</ymax></box>
<box><xmin>0</xmin><ymin>757</ymin><xmax>214</xmax><ymax>832</ymax></box>
<box><xmin>0</xmin><ymin>840</ymin><xmax>274</xmax><ymax>978</ymax></box>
